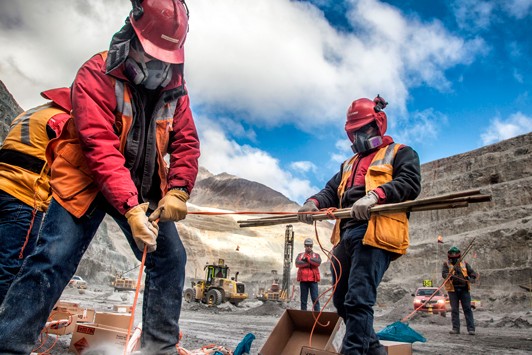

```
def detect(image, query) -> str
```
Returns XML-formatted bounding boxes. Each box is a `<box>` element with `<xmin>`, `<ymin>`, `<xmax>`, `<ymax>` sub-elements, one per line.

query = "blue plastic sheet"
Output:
<box><xmin>233</xmin><ymin>332</ymin><xmax>256</xmax><ymax>355</ymax></box>
<box><xmin>377</xmin><ymin>321</ymin><xmax>427</xmax><ymax>343</ymax></box>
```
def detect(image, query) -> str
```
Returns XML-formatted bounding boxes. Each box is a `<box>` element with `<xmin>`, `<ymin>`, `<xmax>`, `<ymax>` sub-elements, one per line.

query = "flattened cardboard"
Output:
<box><xmin>259</xmin><ymin>310</ymin><xmax>341</xmax><ymax>355</ymax></box>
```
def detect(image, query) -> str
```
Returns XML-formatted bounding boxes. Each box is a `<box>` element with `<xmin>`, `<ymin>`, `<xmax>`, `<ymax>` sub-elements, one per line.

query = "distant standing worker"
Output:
<box><xmin>298</xmin><ymin>95</ymin><xmax>421</xmax><ymax>354</ymax></box>
<box><xmin>442</xmin><ymin>246</ymin><xmax>477</xmax><ymax>335</ymax></box>
<box><xmin>0</xmin><ymin>0</ymin><xmax>199</xmax><ymax>353</ymax></box>
<box><xmin>0</xmin><ymin>88</ymin><xmax>70</xmax><ymax>305</ymax></box>
<box><xmin>295</xmin><ymin>238</ymin><xmax>322</xmax><ymax>311</ymax></box>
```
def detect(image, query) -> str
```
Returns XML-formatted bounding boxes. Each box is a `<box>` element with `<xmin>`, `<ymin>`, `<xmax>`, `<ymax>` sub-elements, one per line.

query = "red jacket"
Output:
<box><xmin>47</xmin><ymin>52</ymin><xmax>200</xmax><ymax>217</ymax></box>
<box><xmin>295</xmin><ymin>251</ymin><xmax>321</xmax><ymax>282</ymax></box>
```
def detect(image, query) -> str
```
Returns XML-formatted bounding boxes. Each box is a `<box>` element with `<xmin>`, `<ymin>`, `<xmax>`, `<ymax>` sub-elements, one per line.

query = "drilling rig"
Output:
<box><xmin>257</xmin><ymin>225</ymin><xmax>294</xmax><ymax>301</ymax></box>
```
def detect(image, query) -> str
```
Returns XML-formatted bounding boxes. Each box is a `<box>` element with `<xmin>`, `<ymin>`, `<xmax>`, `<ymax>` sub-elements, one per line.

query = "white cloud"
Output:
<box><xmin>451</xmin><ymin>0</ymin><xmax>495</xmax><ymax>31</ymax></box>
<box><xmin>196</xmin><ymin>115</ymin><xmax>319</xmax><ymax>203</ymax></box>
<box><xmin>392</xmin><ymin>108</ymin><xmax>448</xmax><ymax>145</ymax></box>
<box><xmin>290</xmin><ymin>161</ymin><xmax>317</xmax><ymax>174</ymax></box>
<box><xmin>185</xmin><ymin>0</ymin><xmax>485</xmax><ymax>130</ymax></box>
<box><xmin>1</xmin><ymin>0</ymin><xmax>486</xmax><ymax>133</ymax></box>
<box><xmin>502</xmin><ymin>0</ymin><xmax>532</xmax><ymax>19</ymax></box>
<box><xmin>481</xmin><ymin>112</ymin><xmax>532</xmax><ymax>145</ymax></box>
<box><xmin>0</xmin><ymin>0</ymin><xmax>130</xmax><ymax>109</ymax></box>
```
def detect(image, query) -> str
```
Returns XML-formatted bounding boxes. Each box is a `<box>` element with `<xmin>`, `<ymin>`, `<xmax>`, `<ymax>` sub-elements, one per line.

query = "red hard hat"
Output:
<box><xmin>130</xmin><ymin>0</ymin><xmax>189</xmax><ymax>64</ymax></box>
<box><xmin>345</xmin><ymin>96</ymin><xmax>388</xmax><ymax>142</ymax></box>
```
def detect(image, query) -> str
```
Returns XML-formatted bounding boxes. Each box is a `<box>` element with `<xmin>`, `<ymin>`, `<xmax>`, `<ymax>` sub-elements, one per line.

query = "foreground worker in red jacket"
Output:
<box><xmin>298</xmin><ymin>96</ymin><xmax>421</xmax><ymax>354</ymax></box>
<box><xmin>295</xmin><ymin>238</ymin><xmax>322</xmax><ymax>311</ymax></box>
<box><xmin>0</xmin><ymin>1</ymin><xmax>200</xmax><ymax>353</ymax></box>
<box><xmin>0</xmin><ymin>88</ymin><xmax>70</xmax><ymax>305</ymax></box>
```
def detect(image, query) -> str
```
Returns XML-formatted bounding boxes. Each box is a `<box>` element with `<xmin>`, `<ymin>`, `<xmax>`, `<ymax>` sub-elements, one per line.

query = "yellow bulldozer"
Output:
<box><xmin>256</xmin><ymin>270</ymin><xmax>290</xmax><ymax>302</ymax></box>
<box><xmin>183</xmin><ymin>259</ymin><xmax>248</xmax><ymax>306</ymax></box>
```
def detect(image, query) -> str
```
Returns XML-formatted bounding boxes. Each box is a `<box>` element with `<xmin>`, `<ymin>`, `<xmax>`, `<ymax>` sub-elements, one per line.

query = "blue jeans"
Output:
<box><xmin>300</xmin><ymin>281</ymin><xmax>320</xmax><ymax>311</ymax></box>
<box><xmin>331</xmin><ymin>224</ymin><xmax>392</xmax><ymax>355</ymax></box>
<box><xmin>448</xmin><ymin>288</ymin><xmax>475</xmax><ymax>332</ymax></box>
<box><xmin>0</xmin><ymin>190</ymin><xmax>44</xmax><ymax>305</ymax></box>
<box><xmin>0</xmin><ymin>196</ymin><xmax>187</xmax><ymax>354</ymax></box>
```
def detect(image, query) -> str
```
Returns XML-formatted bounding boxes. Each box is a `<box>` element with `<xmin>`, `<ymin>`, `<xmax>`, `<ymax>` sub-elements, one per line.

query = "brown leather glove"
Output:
<box><xmin>149</xmin><ymin>189</ymin><xmax>189</xmax><ymax>223</ymax></box>
<box><xmin>125</xmin><ymin>203</ymin><xmax>159</xmax><ymax>253</ymax></box>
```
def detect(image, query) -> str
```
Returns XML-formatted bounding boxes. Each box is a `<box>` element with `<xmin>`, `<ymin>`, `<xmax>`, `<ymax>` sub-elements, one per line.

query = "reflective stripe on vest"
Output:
<box><xmin>0</xmin><ymin>104</ymin><xmax>65</xmax><ymax>210</ymax></box>
<box><xmin>330</xmin><ymin>143</ymin><xmax>400</xmax><ymax>246</ymax></box>
<box><xmin>363</xmin><ymin>143</ymin><xmax>410</xmax><ymax>255</ymax></box>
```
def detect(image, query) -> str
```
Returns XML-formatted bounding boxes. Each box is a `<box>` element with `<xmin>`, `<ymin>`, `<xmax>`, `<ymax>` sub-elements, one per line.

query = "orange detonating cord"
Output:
<box><xmin>124</xmin><ymin>244</ymin><xmax>148</xmax><ymax>354</ymax></box>
<box><xmin>306</xmin><ymin>214</ymin><xmax>343</xmax><ymax>348</ymax></box>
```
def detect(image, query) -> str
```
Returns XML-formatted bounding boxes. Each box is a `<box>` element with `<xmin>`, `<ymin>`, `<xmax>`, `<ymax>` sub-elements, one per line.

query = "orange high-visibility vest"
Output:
<box><xmin>0</xmin><ymin>104</ymin><xmax>67</xmax><ymax>211</ymax></box>
<box><xmin>331</xmin><ymin>143</ymin><xmax>409</xmax><ymax>255</ymax></box>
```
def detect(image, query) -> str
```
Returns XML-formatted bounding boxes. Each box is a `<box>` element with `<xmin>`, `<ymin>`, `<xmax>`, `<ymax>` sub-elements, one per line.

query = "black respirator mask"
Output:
<box><xmin>449</xmin><ymin>257</ymin><xmax>459</xmax><ymax>265</ymax></box>
<box><xmin>351</xmin><ymin>124</ymin><xmax>383</xmax><ymax>154</ymax></box>
<box><xmin>124</xmin><ymin>40</ymin><xmax>172</xmax><ymax>90</ymax></box>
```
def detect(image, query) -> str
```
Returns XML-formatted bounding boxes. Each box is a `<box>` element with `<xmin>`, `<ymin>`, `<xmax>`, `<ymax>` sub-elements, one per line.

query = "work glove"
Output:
<box><xmin>298</xmin><ymin>200</ymin><xmax>318</xmax><ymax>224</ymax></box>
<box><xmin>149</xmin><ymin>189</ymin><xmax>189</xmax><ymax>223</ymax></box>
<box><xmin>125</xmin><ymin>203</ymin><xmax>159</xmax><ymax>253</ymax></box>
<box><xmin>350</xmin><ymin>190</ymin><xmax>379</xmax><ymax>220</ymax></box>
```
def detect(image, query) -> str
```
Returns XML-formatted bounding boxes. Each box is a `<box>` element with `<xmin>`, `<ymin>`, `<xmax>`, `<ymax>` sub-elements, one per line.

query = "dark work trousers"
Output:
<box><xmin>448</xmin><ymin>287</ymin><xmax>475</xmax><ymax>332</ymax></box>
<box><xmin>300</xmin><ymin>281</ymin><xmax>320</xmax><ymax>311</ymax></box>
<box><xmin>331</xmin><ymin>223</ymin><xmax>392</xmax><ymax>355</ymax></box>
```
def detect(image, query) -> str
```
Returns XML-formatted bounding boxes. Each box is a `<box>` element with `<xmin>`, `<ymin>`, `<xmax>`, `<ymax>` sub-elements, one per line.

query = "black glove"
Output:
<box><xmin>298</xmin><ymin>200</ymin><xmax>318</xmax><ymax>224</ymax></box>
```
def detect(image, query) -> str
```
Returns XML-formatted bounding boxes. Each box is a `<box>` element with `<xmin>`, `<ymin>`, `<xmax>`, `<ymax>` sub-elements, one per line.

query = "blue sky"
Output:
<box><xmin>1</xmin><ymin>0</ymin><xmax>531</xmax><ymax>204</ymax></box>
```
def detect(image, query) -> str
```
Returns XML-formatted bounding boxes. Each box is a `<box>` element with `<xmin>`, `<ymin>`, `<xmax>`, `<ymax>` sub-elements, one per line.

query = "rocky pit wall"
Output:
<box><xmin>385</xmin><ymin>132</ymin><xmax>531</xmax><ymax>308</ymax></box>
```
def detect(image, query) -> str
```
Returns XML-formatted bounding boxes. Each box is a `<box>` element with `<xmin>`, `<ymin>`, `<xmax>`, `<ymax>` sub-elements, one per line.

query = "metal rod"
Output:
<box><xmin>238</xmin><ymin>191</ymin><xmax>491</xmax><ymax>228</ymax></box>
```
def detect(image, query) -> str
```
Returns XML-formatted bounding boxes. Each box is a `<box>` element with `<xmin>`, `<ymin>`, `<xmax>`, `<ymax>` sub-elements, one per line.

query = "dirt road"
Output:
<box><xmin>36</xmin><ymin>287</ymin><xmax>532</xmax><ymax>354</ymax></box>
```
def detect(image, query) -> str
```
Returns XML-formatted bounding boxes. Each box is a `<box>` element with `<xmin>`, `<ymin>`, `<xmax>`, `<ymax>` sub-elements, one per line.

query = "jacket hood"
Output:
<box><xmin>40</xmin><ymin>87</ymin><xmax>71</xmax><ymax>112</ymax></box>
<box><xmin>106</xmin><ymin>17</ymin><xmax>136</xmax><ymax>74</ymax></box>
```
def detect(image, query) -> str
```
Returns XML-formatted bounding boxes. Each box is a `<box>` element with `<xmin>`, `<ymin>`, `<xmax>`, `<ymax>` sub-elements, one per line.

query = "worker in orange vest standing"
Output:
<box><xmin>0</xmin><ymin>1</ymin><xmax>199</xmax><ymax>353</ymax></box>
<box><xmin>443</xmin><ymin>246</ymin><xmax>478</xmax><ymax>335</ymax></box>
<box><xmin>297</xmin><ymin>95</ymin><xmax>421</xmax><ymax>354</ymax></box>
<box><xmin>0</xmin><ymin>88</ymin><xmax>70</xmax><ymax>305</ymax></box>
<box><xmin>295</xmin><ymin>238</ymin><xmax>322</xmax><ymax>311</ymax></box>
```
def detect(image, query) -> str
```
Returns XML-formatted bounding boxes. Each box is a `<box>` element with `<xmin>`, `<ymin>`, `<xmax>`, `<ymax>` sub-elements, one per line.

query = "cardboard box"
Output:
<box><xmin>76</xmin><ymin>308</ymin><xmax>96</xmax><ymax>323</ymax></box>
<box><xmin>259</xmin><ymin>310</ymin><xmax>341</xmax><ymax>355</ymax></box>
<box><xmin>301</xmin><ymin>346</ymin><xmax>340</xmax><ymax>355</ymax></box>
<box><xmin>113</xmin><ymin>304</ymin><xmax>133</xmax><ymax>313</ymax></box>
<box><xmin>69</xmin><ymin>323</ymin><xmax>132</xmax><ymax>354</ymax></box>
<box><xmin>46</xmin><ymin>310</ymin><xmax>78</xmax><ymax>335</ymax></box>
<box><xmin>381</xmin><ymin>340</ymin><xmax>412</xmax><ymax>355</ymax></box>
<box><xmin>94</xmin><ymin>311</ymin><xmax>132</xmax><ymax>329</ymax></box>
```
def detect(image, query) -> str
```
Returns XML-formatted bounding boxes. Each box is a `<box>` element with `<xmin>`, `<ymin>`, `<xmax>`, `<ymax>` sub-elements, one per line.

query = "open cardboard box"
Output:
<box><xmin>53</xmin><ymin>300</ymin><xmax>95</xmax><ymax>323</ymax></box>
<box><xmin>259</xmin><ymin>310</ymin><xmax>342</xmax><ymax>355</ymax></box>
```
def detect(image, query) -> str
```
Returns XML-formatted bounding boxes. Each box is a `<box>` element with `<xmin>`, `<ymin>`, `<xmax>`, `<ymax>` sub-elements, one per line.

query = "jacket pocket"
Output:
<box><xmin>50</xmin><ymin>143</ymin><xmax>95</xmax><ymax>200</ymax></box>
<box><xmin>366</xmin><ymin>212</ymin><xmax>409</xmax><ymax>251</ymax></box>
